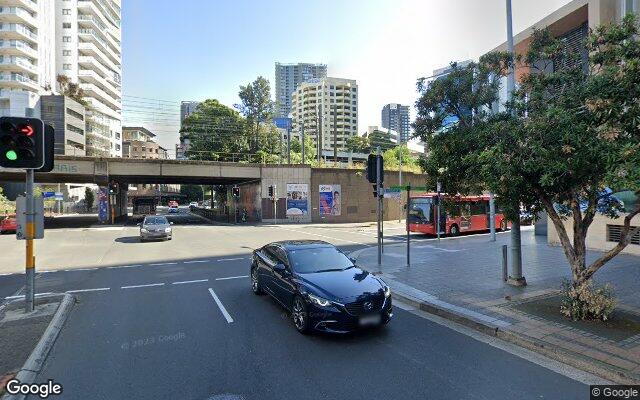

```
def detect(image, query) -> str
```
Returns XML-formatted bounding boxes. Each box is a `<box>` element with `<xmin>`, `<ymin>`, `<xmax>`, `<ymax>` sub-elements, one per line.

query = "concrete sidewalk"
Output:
<box><xmin>350</xmin><ymin>229</ymin><xmax>640</xmax><ymax>383</ymax></box>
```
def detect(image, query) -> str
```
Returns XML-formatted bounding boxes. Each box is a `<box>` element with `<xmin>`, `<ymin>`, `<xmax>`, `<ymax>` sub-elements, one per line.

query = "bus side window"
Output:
<box><xmin>470</xmin><ymin>201</ymin><xmax>486</xmax><ymax>215</ymax></box>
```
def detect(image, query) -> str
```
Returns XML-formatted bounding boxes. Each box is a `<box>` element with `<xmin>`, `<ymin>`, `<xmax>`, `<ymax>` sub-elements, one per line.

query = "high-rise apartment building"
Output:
<box><xmin>290</xmin><ymin>77</ymin><xmax>358</xmax><ymax>152</ymax></box>
<box><xmin>180</xmin><ymin>100</ymin><xmax>199</xmax><ymax>124</ymax></box>
<box><xmin>0</xmin><ymin>0</ymin><xmax>122</xmax><ymax>156</ymax></box>
<box><xmin>177</xmin><ymin>100</ymin><xmax>200</xmax><ymax>159</ymax></box>
<box><xmin>381</xmin><ymin>103</ymin><xmax>410</xmax><ymax>142</ymax></box>
<box><xmin>275</xmin><ymin>62</ymin><xmax>326</xmax><ymax>118</ymax></box>
<box><xmin>41</xmin><ymin>94</ymin><xmax>86</xmax><ymax>155</ymax></box>
<box><xmin>55</xmin><ymin>0</ymin><xmax>122</xmax><ymax>157</ymax></box>
<box><xmin>0</xmin><ymin>1</ymin><xmax>56</xmax><ymax>117</ymax></box>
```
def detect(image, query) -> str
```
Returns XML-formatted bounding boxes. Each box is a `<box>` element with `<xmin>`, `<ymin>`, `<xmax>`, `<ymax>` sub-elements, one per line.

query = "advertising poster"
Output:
<box><xmin>286</xmin><ymin>183</ymin><xmax>308</xmax><ymax>216</ymax></box>
<box><xmin>98</xmin><ymin>187</ymin><xmax>108</xmax><ymax>223</ymax></box>
<box><xmin>319</xmin><ymin>184</ymin><xmax>341</xmax><ymax>216</ymax></box>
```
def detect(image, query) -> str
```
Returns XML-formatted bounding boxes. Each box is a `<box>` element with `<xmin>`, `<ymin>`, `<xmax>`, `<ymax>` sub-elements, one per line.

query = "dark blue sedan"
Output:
<box><xmin>250</xmin><ymin>240</ymin><xmax>393</xmax><ymax>334</ymax></box>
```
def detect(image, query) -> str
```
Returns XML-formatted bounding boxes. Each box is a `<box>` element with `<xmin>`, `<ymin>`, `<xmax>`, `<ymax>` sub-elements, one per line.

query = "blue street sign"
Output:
<box><xmin>42</xmin><ymin>191</ymin><xmax>55</xmax><ymax>198</ymax></box>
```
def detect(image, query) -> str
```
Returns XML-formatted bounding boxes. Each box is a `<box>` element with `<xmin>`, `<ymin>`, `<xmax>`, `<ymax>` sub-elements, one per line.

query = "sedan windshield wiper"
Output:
<box><xmin>313</xmin><ymin>267</ymin><xmax>351</xmax><ymax>273</ymax></box>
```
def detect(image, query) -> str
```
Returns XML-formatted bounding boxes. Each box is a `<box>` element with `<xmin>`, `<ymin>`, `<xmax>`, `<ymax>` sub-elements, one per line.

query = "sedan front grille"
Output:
<box><xmin>343</xmin><ymin>296</ymin><xmax>385</xmax><ymax>316</ymax></box>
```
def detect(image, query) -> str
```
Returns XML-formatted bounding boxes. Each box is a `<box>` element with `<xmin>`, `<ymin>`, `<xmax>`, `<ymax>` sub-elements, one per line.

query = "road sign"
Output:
<box><xmin>16</xmin><ymin>195</ymin><xmax>44</xmax><ymax>240</ymax></box>
<box><xmin>42</xmin><ymin>191</ymin><xmax>55</xmax><ymax>198</ymax></box>
<box><xmin>54</xmin><ymin>192</ymin><xmax>63</xmax><ymax>201</ymax></box>
<box><xmin>383</xmin><ymin>188</ymin><xmax>401</xmax><ymax>199</ymax></box>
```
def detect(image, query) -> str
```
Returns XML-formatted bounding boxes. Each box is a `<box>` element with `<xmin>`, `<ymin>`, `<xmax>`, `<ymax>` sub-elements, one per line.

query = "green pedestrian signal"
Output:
<box><xmin>5</xmin><ymin>150</ymin><xmax>17</xmax><ymax>160</ymax></box>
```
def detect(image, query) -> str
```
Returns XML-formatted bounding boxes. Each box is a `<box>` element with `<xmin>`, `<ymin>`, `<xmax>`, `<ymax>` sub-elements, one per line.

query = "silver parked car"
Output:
<box><xmin>139</xmin><ymin>216</ymin><xmax>173</xmax><ymax>242</ymax></box>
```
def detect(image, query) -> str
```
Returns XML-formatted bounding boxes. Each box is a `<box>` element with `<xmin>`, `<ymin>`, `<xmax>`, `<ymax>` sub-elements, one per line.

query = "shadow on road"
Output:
<box><xmin>114</xmin><ymin>236</ymin><xmax>141</xmax><ymax>244</ymax></box>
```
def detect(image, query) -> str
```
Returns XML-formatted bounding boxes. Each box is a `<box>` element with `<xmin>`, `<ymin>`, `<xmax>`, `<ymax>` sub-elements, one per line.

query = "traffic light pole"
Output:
<box><xmin>376</xmin><ymin>147</ymin><xmax>382</xmax><ymax>270</ymax></box>
<box><xmin>25</xmin><ymin>169</ymin><xmax>35</xmax><ymax>312</ymax></box>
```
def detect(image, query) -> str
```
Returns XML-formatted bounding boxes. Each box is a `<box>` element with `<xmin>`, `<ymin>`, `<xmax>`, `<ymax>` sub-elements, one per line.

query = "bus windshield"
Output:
<box><xmin>409</xmin><ymin>198</ymin><xmax>432</xmax><ymax>224</ymax></box>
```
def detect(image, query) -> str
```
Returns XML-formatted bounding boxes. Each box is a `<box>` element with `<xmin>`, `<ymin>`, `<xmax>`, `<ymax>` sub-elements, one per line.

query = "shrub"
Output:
<box><xmin>560</xmin><ymin>279</ymin><xmax>616</xmax><ymax>321</ymax></box>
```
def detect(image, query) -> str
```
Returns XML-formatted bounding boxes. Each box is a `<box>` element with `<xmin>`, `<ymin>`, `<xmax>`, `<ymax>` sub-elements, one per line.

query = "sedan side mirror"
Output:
<box><xmin>137</xmin><ymin>222</ymin><xmax>141</xmax><ymax>226</ymax></box>
<box><xmin>170</xmin><ymin>222</ymin><xmax>174</xmax><ymax>225</ymax></box>
<box><xmin>273</xmin><ymin>263</ymin><xmax>287</xmax><ymax>273</ymax></box>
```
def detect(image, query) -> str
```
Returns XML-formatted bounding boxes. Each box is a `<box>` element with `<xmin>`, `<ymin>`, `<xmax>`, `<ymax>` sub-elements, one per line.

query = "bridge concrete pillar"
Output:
<box><xmin>108</xmin><ymin>181</ymin><xmax>128</xmax><ymax>223</ymax></box>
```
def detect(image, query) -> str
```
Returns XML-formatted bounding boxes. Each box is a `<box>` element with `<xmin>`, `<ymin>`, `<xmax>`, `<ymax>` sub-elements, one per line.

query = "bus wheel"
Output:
<box><xmin>499</xmin><ymin>219</ymin><xmax>508</xmax><ymax>231</ymax></box>
<box><xmin>449</xmin><ymin>224</ymin><xmax>460</xmax><ymax>237</ymax></box>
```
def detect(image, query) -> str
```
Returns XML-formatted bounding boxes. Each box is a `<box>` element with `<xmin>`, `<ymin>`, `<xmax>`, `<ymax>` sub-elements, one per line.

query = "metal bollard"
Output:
<box><xmin>502</xmin><ymin>245</ymin><xmax>508</xmax><ymax>282</ymax></box>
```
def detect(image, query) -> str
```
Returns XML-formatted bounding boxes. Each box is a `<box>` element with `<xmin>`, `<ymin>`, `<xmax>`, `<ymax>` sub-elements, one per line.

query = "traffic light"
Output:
<box><xmin>372</xmin><ymin>183</ymin><xmax>383</xmax><ymax>198</ymax></box>
<box><xmin>108</xmin><ymin>182</ymin><xmax>119</xmax><ymax>195</ymax></box>
<box><xmin>366</xmin><ymin>154</ymin><xmax>384</xmax><ymax>184</ymax></box>
<box><xmin>36</xmin><ymin>124</ymin><xmax>55</xmax><ymax>173</ymax></box>
<box><xmin>232</xmin><ymin>186</ymin><xmax>240</xmax><ymax>198</ymax></box>
<box><xmin>0</xmin><ymin>117</ymin><xmax>45</xmax><ymax>169</ymax></box>
<box><xmin>268</xmin><ymin>185</ymin><xmax>274</xmax><ymax>198</ymax></box>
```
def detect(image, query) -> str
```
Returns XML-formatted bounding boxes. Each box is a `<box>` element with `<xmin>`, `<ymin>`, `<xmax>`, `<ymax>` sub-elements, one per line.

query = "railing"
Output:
<box><xmin>0</xmin><ymin>23</ymin><xmax>37</xmax><ymax>40</ymax></box>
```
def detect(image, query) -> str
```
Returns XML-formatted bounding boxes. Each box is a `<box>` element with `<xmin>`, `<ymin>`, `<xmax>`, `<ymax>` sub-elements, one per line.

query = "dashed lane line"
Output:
<box><xmin>217</xmin><ymin>257</ymin><xmax>247</xmax><ymax>262</ymax></box>
<box><xmin>66</xmin><ymin>288</ymin><xmax>110</xmax><ymax>293</ymax></box>
<box><xmin>172</xmin><ymin>279</ymin><xmax>209</xmax><ymax>285</ymax></box>
<box><xmin>149</xmin><ymin>262</ymin><xmax>178</xmax><ymax>266</ymax></box>
<box><xmin>183</xmin><ymin>260</ymin><xmax>210</xmax><ymax>264</ymax></box>
<box><xmin>215</xmin><ymin>275</ymin><xmax>249</xmax><ymax>281</ymax></box>
<box><xmin>121</xmin><ymin>283</ymin><xmax>165</xmax><ymax>289</ymax></box>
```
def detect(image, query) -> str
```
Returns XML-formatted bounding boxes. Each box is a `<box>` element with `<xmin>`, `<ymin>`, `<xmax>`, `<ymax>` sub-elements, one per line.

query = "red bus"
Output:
<box><xmin>408</xmin><ymin>194</ymin><xmax>509</xmax><ymax>236</ymax></box>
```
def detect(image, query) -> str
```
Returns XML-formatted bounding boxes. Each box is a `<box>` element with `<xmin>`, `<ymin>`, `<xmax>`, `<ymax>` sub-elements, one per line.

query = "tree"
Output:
<box><xmin>289</xmin><ymin>135</ymin><xmax>316</xmax><ymax>164</ymax></box>
<box><xmin>0</xmin><ymin>187</ymin><xmax>14</xmax><ymax>215</ymax></box>
<box><xmin>415</xmin><ymin>16</ymin><xmax>640</xmax><ymax>318</ymax></box>
<box><xmin>383</xmin><ymin>145</ymin><xmax>418</xmax><ymax>170</ymax></box>
<box><xmin>346</xmin><ymin>135</ymin><xmax>371</xmax><ymax>153</ymax></box>
<box><xmin>57</xmin><ymin>75</ymin><xmax>88</xmax><ymax>106</ymax></box>
<box><xmin>180</xmin><ymin>185</ymin><xmax>204</xmax><ymax>202</ymax></box>
<box><xmin>236</xmin><ymin>77</ymin><xmax>275</xmax><ymax>152</ymax></box>
<box><xmin>366</xmin><ymin>129</ymin><xmax>395</xmax><ymax>152</ymax></box>
<box><xmin>84</xmin><ymin>187</ymin><xmax>94</xmax><ymax>211</ymax></box>
<box><xmin>181</xmin><ymin>99</ymin><xmax>249</xmax><ymax>161</ymax></box>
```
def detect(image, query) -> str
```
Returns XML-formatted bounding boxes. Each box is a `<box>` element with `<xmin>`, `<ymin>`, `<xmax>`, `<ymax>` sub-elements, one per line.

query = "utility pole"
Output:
<box><xmin>279</xmin><ymin>129</ymin><xmax>283</xmax><ymax>164</ymax></box>
<box><xmin>25</xmin><ymin>169</ymin><xmax>35</xmax><ymax>312</ymax></box>
<box><xmin>506</xmin><ymin>0</ymin><xmax>526</xmax><ymax>286</ymax></box>
<box><xmin>317</xmin><ymin>105</ymin><xmax>322</xmax><ymax>163</ymax></box>
<box><xmin>300</xmin><ymin>122</ymin><xmax>305</xmax><ymax>164</ymax></box>
<box><xmin>376</xmin><ymin>147</ymin><xmax>382</xmax><ymax>269</ymax></box>
<box><xmin>333</xmin><ymin>104</ymin><xmax>338</xmax><ymax>166</ymax></box>
<box><xmin>286</xmin><ymin>122</ymin><xmax>291</xmax><ymax>164</ymax></box>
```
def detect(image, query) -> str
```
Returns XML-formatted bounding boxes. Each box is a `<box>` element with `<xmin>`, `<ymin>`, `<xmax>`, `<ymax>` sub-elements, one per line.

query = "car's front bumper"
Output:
<box><xmin>307</xmin><ymin>297</ymin><xmax>393</xmax><ymax>333</ymax></box>
<box><xmin>140</xmin><ymin>231</ymin><xmax>171</xmax><ymax>240</ymax></box>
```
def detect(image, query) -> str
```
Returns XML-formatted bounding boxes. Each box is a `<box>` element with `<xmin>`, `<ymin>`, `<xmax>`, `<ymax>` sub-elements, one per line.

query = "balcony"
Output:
<box><xmin>2</xmin><ymin>0</ymin><xmax>37</xmax><ymax>13</ymax></box>
<box><xmin>78</xmin><ymin>68</ymin><xmax>120</xmax><ymax>100</ymax></box>
<box><xmin>80</xmin><ymin>82</ymin><xmax>121</xmax><ymax>112</ymax></box>
<box><xmin>0</xmin><ymin>23</ymin><xmax>36</xmax><ymax>45</ymax></box>
<box><xmin>78</xmin><ymin>29</ymin><xmax>120</xmax><ymax>65</ymax></box>
<box><xmin>0</xmin><ymin>55</ymin><xmax>36</xmax><ymax>74</ymax></box>
<box><xmin>78</xmin><ymin>55</ymin><xmax>120</xmax><ymax>88</ymax></box>
<box><xmin>0</xmin><ymin>72</ymin><xmax>38</xmax><ymax>91</ymax></box>
<box><xmin>78</xmin><ymin>0</ymin><xmax>120</xmax><ymax>31</ymax></box>
<box><xmin>78</xmin><ymin>41</ymin><xmax>120</xmax><ymax>73</ymax></box>
<box><xmin>0</xmin><ymin>7</ymin><xmax>36</xmax><ymax>28</ymax></box>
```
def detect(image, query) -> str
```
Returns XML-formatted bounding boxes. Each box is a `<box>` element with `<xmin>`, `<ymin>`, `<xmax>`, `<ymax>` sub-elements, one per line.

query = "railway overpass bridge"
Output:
<box><xmin>0</xmin><ymin>155</ymin><xmax>263</xmax><ymax>220</ymax></box>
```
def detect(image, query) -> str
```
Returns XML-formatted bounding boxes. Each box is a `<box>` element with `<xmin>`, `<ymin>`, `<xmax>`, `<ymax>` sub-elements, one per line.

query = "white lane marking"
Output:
<box><xmin>208</xmin><ymin>288</ymin><xmax>234</xmax><ymax>323</ymax></box>
<box><xmin>66</xmin><ymin>287</ymin><xmax>110</xmax><ymax>293</ymax></box>
<box><xmin>107</xmin><ymin>264</ymin><xmax>142</xmax><ymax>269</ymax></box>
<box><xmin>121</xmin><ymin>283</ymin><xmax>165</xmax><ymax>289</ymax></box>
<box><xmin>5</xmin><ymin>292</ymin><xmax>54</xmax><ymax>300</ymax></box>
<box><xmin>183</xmin><ymin>260</ymin><xmax>210</xmax><ymax>264</ymax></box>
<box><xmin>274</xmin><ymin>226</ymin><xmax>368</xmax><ymax>246</ymax></box>
<box><xmin>149</xmin><ymin>262</ymin><xmax>178</xmax><ymax>266</ymax></box>
<box><xmin>172</xmin><ymin>279</ymin><xmax>208</xmax><ymax>285</ymax></box>
<box><xmin>215</xmin><ymin>275</ymin><xmax>249</xmax><ymax>281</ymax></box>
<box><xmin>216</xmin><ymin>257</ymin><xmax>246</xmax><ymax>262</ymax></box>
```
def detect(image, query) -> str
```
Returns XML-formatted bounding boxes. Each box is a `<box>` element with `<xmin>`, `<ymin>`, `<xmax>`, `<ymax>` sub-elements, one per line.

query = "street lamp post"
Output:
<box><xmin>506</xmin><ymin>0</ymin><xmax>526</xmax><ymax>286</ymax></box>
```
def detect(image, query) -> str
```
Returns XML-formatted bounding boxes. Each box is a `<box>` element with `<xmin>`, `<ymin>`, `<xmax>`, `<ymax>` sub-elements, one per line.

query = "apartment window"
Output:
<box><xmin>149</xmin><ymin>148</ymin><xmax>153</xmax><ymax>153</ymax></box>
<box><xmin>63</xmin><ymin>50</ymin><xmax>71</xmax><ymax>56</ymax></box>
<box><xmin>116</xmin><ymin>144</ymin><xmax>121</xmax><ymax>151</ymax></box>
<box><xmin>63</xmin><ymin>64</ymin><xmax>71</xmax><ymax>70</ymax></box>
<box><xmin>133</xmin><ymin>147</ymin><xmax>137</xmax><ymax>151</ymax></box>
<box><xmin>66</xmin><ymin>123</ymin><xmax>84</xmax><ymax>135</ymax></box>
<box><xmin>63</xmin><ymin>36</ymin><xmax>71</xmax><ymax>43</ymax></box>
<box><xmin>62</xmin><ymin>9</ymin><xmax>71</xmax><ymax>15</ymax></box>
<box><xmin>63</xmin><ymin>23</ymin><xmax>71</xmax><ymax>29</ymax></box>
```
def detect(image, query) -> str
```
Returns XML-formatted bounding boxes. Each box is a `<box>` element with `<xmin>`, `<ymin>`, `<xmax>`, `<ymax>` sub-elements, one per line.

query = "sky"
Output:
<box><xmin>121</xmin><ymin>0</ymin><xmax>573</xmax><ymax>153</ymax></box>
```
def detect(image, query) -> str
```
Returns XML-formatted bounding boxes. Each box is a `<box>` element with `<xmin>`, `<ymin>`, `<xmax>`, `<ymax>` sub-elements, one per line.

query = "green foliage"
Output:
<box><xmin>180</xmin><ymin>185</ymin><xmax>204</xmax><ymax>202</ymax></box>
<box><xmin>236</xmin><ymin>76</ymin><xmax>275</xmax><ymax>152</ymax></box>
<box><xmin>560</xmin><ymin>279</ymin><xmax>616</xmax><ymax>321</ymax></box>
<box><xmin>84</xmin><ymin>187</ymin><xmax>94</xmax><ymax>210</ymax></box>
<box><xmin>289</xmin><ymin>135</ymin><xmax>316</xmax><ymax>164</ymax></box>
<box><xmin>57</xmin><ymin>74</ymin><xmax>88</xmax><ymax>107</ymax></box>
<box><xmin>346</xmin><ymin>135</ymin><xmax>371</xmax><ymax>153</ymax></box>
<box><xmin>367</xmin><ymin>129</ymin><xmax>395</xmax><ymax>152</ymax></box>
<box><xmin>0</xmin><ymin>187</ymin><xmax>15</xmax><ymax>214</ymax></box>
<box><xmin>382</xmin><ymin>145</ymin><xmax>418</xmax><ymax>170</ymax></box>
<box><xmin>415</xmin><ymin>16</ymin><xmax>640</xmax><ymax>299</ymax></box>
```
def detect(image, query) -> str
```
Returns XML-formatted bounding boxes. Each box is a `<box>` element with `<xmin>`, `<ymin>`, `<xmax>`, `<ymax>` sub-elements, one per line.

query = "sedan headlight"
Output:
<box><xmin>383</xmin><ymin>286</ymin><xmax>391</xmax><ymax>298</ymax></box>
<box><xmin>307</xmin><ymin>293</ymin><xmax>332</xmax><ymax>307</ymax></box>
<box><xmin>165</xmin><ymin>227</ymin><xmax>171</xmax><ymax>233</ymax></box>
<box><xmin>140</xmin><ymin>228</ymin><xmax>148</xmax><ymax>233</ymax></box>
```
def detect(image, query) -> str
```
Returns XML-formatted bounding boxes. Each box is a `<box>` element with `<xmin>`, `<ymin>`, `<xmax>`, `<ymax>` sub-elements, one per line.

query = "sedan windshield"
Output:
<box><xmin>288</xmin><ymin>247</ymin><xmax>353</xmax><ymax>274</ymax></box>
<box><xmin>144</xmin><ymin>217</ymin><xmax>168</xmax><ymax>225</ymax></box>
